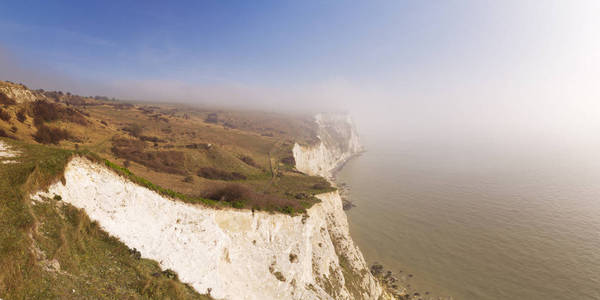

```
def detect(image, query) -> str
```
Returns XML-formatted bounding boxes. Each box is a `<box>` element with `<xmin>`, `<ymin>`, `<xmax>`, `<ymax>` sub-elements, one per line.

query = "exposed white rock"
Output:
<box><xmin>31</xmin><ymin>112</ymin><xmax>388</xmax><ymax>300</ymax></box>
<box><xmin>36</xmin><ymin>156</ymin><xmax>385</xmax><ymax>300</ymax></box>
<box><xmin>0</xmin><ymin>141</ymin><xmax>20</xmax><ymax>162</ymax></box>
<box><xmin>0</xmin><ymin>85</ymin><xmax>37</xmax><ymax>103</ymax></box>
<box><xmin>293</xmin><ymin>113</ymin><xmax>362</xmax><ymax>178</ymax></box>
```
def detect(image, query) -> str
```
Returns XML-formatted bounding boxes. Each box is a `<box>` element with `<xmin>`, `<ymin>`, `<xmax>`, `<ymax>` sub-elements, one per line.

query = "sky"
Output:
<box><xmin>1</xmin><ymin>0</ymin><xmax>600</xmax><ymax>143</ymax></box>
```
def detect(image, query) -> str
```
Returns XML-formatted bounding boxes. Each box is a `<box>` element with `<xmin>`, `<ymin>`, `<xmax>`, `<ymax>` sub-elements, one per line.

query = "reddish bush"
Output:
<box><xmin>205</xmin><ymin>113</ymin><xmax>218</xmax><ymax>124</ymax></box>
<box><xmin>16</xmin><ymin>109</ymin><xmax>26</xmax><ymax>123</ymax></box>
<box><xmin>0</xmin><ymin>108</ymin><xmax>10</xmax><ymax>122</ymax></box>
<box><xmin>111</xmin><ymin>138</ymin><xmax>185</xmax><ymax>174</ymax></box>
<box><xmin>280</xmin><ymin>156</ymin><xmax>295</xmax><ymax>165</ymax></box>
<box><xmin>205</xmin><ymin>184</ymin><xmax>251</xmax><ymax>203</ymax></box>
<box><xmin>197</xmin><ymin>167</ymin><xmax>247</xmax><ymax>181</ymax></box>
<box><xmin>33</xmin><ymin>124</ymin><xmax>70</xmax><ymax>144</ymax></box>
<box><xmin>312</xmin><ymin>182</ymin><xmax>330</xmax><ymax>190</ymax></box>
<box><xmin>0</xmin><ymin>92</ymin><xmax>15</xmax><ymax>105</ymax></box>
<box><xmin>29</xmin><ymin>99</ymin><xmax>87</xmax><ymax>126</ymax></box>
<box><xmin>239</xmin><ymin>155</ymin><xmax>259</xmax><ymax>168</ymax></box>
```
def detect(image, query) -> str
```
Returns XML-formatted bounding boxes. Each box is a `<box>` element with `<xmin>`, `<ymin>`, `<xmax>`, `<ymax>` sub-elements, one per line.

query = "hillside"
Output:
<box><xmin>0</xmin><ymin>81</ymin><xmax>396</xmax><ymax>299</ymax></box>
<box><xmin>0</xmin><ymin>139</ymin><xmax>210</xmax><ymax>299</ymax></box>
<box><xmin>0</xmin><ymin>81</ymin><xmax>333</xmax><ymax>214</ymax></box>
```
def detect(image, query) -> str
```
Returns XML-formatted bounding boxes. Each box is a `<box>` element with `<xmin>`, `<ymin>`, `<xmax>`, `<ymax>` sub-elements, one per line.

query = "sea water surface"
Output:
<box><xmin>337</xmin><ymin>135</ymin><xmax>600</xmax><ymax>300</ymax></box>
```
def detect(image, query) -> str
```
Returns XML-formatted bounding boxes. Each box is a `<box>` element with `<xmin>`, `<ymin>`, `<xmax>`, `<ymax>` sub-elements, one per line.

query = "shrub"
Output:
<box><xmin>139</xmin><ymin>135</ymin><xmax>165</xmax><ymax>143</ymax></box>
<box><xmin>205</xmin><ymin>184</ymin><xmax>251</xmax><ymax>203</ymax></box>
<box><xmin>0</xmin><ymin>128</ymin><xmax>10</xmax><ymax>138</ymax></box>
<box><xmin>32</xmin><ymin>124</ymin><xmax>70</xmax><ymax>144</ymax></box>
<box><xmin>197</xmin><ymin>167</ymin><xmax>247</xmax><ymax>181</ymax></box>
<box><xmin>239</xmin><ymin>155</ymin><xmax>259</xmax><ymax>168</ymax></box>
<box><xmin>0</xmin><ymin>108</ymin><xmax>10</xmax><ymax>122</ymax></box>
<box><xmin>205</xmin><ymin>113</ymin><xmax>218</xmax><ymax>124</ymax></box>
<box><xmin>111</xmin><ymin>138</ymin><xmax>185</xmax><ymax>174</ymax></box>
<box><xmin>312</xmin><ymin>182</ymin><xmax>330</xmax><ymax>190</ymax></box>
<box><xmin>183</xmin><ymin>175</ymin><xmax>194</xmax><ymax>183</ymax></box>
<box><xmin>29</xmin><ymin>99</ymin><xmax>87</xmax><ymax>125</ymax></box>
<box><xmin>16</xmin><ymin>109</ymin><xmax>26</xmax><ymax>123</ymax></box>
<box><xmin>280</xmin><ymin>156</ymin><xmax>295</xmax><ymax>165</ymax></box>
<box><xmin>10</xmin><ymin>126</ymin><xmax>17</xmax><ymax>133</ymax></box>
<box><xmin>0</xmin><ymin>92</ymin><xmax>15</xmax><ymax>105</ymax></box>
<box><xmin>122</xmin><ymin>123</ymin><xmax>143</xmax><ymax>137</ymax></box>
<box><xmin>30</xmin><ymin>99</ymin><xmax>59</xmax><ymax>122</ymax></box>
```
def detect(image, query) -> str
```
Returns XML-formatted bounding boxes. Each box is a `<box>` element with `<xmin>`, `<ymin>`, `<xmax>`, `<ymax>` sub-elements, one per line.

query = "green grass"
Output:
<box><xmin>102</xmin><ymin>159</ymin><xmax>220</xmax><ymax>207</ymax></box>
<box><xmin>0</xmin><ymin>138</ymin><xmax>211</xmax><ymax>299</ymax></box>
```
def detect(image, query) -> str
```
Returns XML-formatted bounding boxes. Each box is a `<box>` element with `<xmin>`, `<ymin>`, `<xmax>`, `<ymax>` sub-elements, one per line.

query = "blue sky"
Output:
<box><xmin>1</xmin><ymin>1</ymin><xmax>600</xmax><ymax>140</ymax></box>
<box><xmin>1</xmin><ymin>1</ymin><xmax>454</xmax><ymax>85</ymax></box>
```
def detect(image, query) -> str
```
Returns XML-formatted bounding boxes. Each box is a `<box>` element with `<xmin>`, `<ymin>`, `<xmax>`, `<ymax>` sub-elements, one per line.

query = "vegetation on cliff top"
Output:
<box><xmin>0</xmin><ymin>80</ymin><xmax>339</xmax><ymax>298</ymax></box>
<box><xmin>0</xmin><ymin>80</ymin><xmax>335</xmax><ymax>214</ymax></box>
<box><xmin>0</xmin><ymin>138</ymin><xmax>211</xmax><ymax>299</ymax></box>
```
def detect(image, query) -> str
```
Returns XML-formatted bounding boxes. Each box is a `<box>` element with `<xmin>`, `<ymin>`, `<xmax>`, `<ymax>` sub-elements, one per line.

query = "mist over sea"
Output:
<box><xmin>337</xmin><ymin>133</ymin><xmax>600</xmax><ymax>300</ymax></box>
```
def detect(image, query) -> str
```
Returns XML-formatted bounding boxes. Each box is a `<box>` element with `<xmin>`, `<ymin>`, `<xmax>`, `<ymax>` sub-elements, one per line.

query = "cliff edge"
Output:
<box><xmin>31</xmin><ymin>113</ymin><xmax>388</xmax><ymax>300</ymax></box>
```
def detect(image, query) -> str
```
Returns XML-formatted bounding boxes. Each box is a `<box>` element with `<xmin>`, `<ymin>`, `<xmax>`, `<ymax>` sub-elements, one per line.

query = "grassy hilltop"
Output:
<box><xmin>0</xmin><ymin>81</ymin><xmax>334</xmax><ymax>299</ymax></box>
<box><xmin>0</xmin><ymin>81</ymin><xmax>334</xmax><ymax>213</ymax></box>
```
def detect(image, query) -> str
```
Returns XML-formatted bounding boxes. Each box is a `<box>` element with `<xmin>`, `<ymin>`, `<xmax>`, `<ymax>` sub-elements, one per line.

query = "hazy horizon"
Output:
<box><xmin>2</xmin><ymin>1</ymin><xmax>599</xmax><ymax>146</ymax></box>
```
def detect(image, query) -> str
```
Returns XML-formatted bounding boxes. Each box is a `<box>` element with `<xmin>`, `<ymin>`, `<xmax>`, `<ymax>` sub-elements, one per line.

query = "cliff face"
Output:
<box><xmin>293</xmin><ymin>113</ymin><xmax>362</xmax><ymax>178</ymax></box>
<box><xmin>32</xmin><ymin>113</ymin><xmax>385</xmax><ymax>300</ymax></box>
<box><xmin>0</xmin><ymin>83</ymin><xmax>38</xmax><ymax>103</ymax></box>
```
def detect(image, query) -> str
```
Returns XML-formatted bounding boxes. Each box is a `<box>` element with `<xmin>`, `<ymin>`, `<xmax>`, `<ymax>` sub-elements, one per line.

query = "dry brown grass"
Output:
<box><xmin>0</xmin><ymin>91</ymin><xmax>15</xmax><ymax>105</ymax></box>
<box><xmin>197</xmin><ymin>167</ymin><xmax>247</xmax><ymax>181</ymax></box>
<box><xmin>111</xmin><ymin>137</ymin><xmax>186</xmax><ymax>175</ymax></box>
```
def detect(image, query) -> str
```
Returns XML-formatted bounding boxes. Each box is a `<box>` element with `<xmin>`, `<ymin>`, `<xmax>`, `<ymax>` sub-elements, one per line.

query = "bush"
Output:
<box><xmin>111</xmin><ymin>138</ymin><xmax>185</xmax><ymax>174</ymax></box>
<box><xmin>30</xmin><ymin>99</ymin><xmax>59</xmax><ymax>122</ymax></box>
<box><xmin>16</xmin><ymin>109</ymin><xmax>26</xmax><ymax>123</ymax></box>
<box><xmin>197</xmin><ymin>167</ymin><xmax>247</xmax><ymax>181</ymax></box>
<box><xmin>280</xmin><ymin>156</ymin><xmax>295</xmax><ymax>165</ymax></box>
<box><xmin>32</xmin><ymin>124</ymin><xmax>70</xmax><ymax>144</ymax></box>
<box><xmin>29</xmin><ymin>99</ymin><xmax>87</xmax><ymax>125</ymax></box>
<box><xmin>0</xmin><ymin>92</ymin><xmax>15</xmax><ymax>105</ymax></box>
<box><xmin>0</xmin><ymin>108</ymin><xmax>11</xmax><ymax>122</ymax></box>
<box><xmin>205</xmin><ymin>184</ymin><xmax>251</xmax><ymax>203</ymax></box>
<box><xmin>312</xmin><ymin>182</ymin><xmax>330</xmax><ymax>190</ymax></box>
<box><xmin>239</xmin><ymin>155</ymin><xmax>259</xmax><ymax>168</ymax></box>
<box><xmin>205</xmin><ymin>113</ymin><xmax>218</xmax><ymax>124</ymax></box>
<box><xmin>10</xmin><ymin>126</ymin><xmax>17</xmax><ymax>133</ymax></box>
<box><xmin>0</xmin><ymin>128</ymin><xmax>10</xmax><ymax>138</ymax></box>
<box><xmin>139</xmin><ymin>135</ymin><xmax>165</xmax><ymax>143</ymax></box>
<box><xmin>122</xmin><ymin>123</ymin><xmax>143</xmax><ymax>137</ymax></box>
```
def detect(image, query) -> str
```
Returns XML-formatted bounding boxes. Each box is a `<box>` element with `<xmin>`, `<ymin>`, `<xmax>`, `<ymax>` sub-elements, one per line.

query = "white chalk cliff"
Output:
<box><xmin>33</xmin><ymin>113</ymin><xmax>387</xmax><ymax>300</ymax></box>
<box><xmin>293</xmin><ymin>113</ymin><xmax>362</xmax><ymax>179</ymax></box>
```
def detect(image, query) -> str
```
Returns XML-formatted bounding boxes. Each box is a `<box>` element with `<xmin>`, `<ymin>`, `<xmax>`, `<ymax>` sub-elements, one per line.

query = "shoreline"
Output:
<box><xmin>333</xmin><ymin>149</ymin><xmax>454</xmax><ymax>300</ymax></box>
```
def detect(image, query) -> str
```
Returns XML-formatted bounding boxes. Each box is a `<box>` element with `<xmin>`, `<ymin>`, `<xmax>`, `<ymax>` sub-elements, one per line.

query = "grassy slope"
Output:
<box><xmin>0</xmin><ymin>138</ymin><xmax>211</xmax><ymax>299</ymax></box>
<box><xmin>0</xmin><ymin>81</ymin><xmax>339</xmax><ymax>298</ymax></box>
<box><xmin>0</xmin><ymin>82</ymin><xmax>335</xmax><ymax>214</ymax></box>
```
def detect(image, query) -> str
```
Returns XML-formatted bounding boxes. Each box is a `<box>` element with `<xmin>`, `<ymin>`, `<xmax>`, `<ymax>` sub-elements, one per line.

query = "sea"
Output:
<box><xmin>336</xmin><ymin>134</ymin><xmax>600</xmax><ymax>300</ymax></box>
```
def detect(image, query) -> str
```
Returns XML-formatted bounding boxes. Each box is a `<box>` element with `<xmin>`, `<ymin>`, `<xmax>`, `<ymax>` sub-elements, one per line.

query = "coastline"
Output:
<box><xmin>333</xmin><ymin>148</ymin><xmax>454</xmax><ymax>300</ymax></box>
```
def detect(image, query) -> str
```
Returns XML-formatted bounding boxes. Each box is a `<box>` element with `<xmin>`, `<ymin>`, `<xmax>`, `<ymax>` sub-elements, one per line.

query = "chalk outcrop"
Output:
<box><xmin>0</xmin><ymin>140</ymin><xmax>20</xmax><ymax>164</ymax></box>
<box><xmin>0</xmin><ymin>83</ymin><xmax>38</xmax><ymax>103</ymax></box>
<box><xmin>293</xmin><ymin>113</ymin><xmax>362</xmax><ymax>178</ymax></box>
<box><xmin>33</xmin><ymin>113</ymin><xmax>386</xmax><ymax>300</ymax></box>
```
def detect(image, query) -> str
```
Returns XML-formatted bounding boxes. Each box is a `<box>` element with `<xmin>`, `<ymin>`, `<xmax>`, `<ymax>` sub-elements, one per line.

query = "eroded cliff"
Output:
<box><xmin>31</xmin><ymin>113</ymin><xmax>386</xmax><ymax>300</ymax></box>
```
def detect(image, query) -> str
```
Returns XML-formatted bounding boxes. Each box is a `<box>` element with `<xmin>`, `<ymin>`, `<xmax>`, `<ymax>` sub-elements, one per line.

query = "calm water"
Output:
<box><xmin>337</xmin><ymin>136</ymin><xmax>600</xmax><ymax>300</ymax></box>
